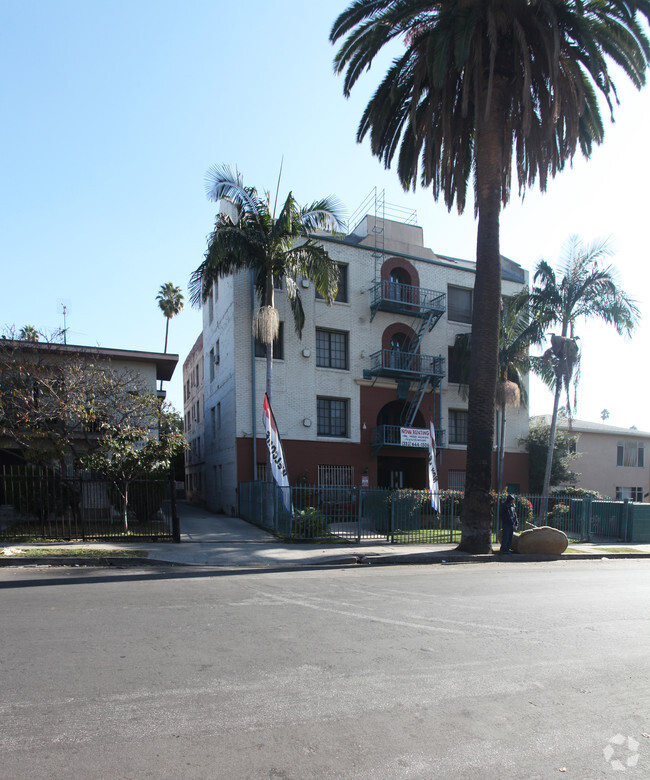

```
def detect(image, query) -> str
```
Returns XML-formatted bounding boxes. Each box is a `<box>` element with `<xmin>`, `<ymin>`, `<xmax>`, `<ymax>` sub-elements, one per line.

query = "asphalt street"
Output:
<box><xmin>0</xmin><ymin>559</ymin><xmax>648</xmax><ymax>779</ymax></box>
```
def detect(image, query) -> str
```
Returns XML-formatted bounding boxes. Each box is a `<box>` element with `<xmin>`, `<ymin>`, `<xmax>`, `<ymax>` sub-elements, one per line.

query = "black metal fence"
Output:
<box><xmin>0</xmin><ymin>465</ymin><xmax>173</xmax><ymax>541</ymax></box>
<box><xmin>239</xmin><ymin>482</ymin><xmax>635</xmax><ymax>544</ymax></box>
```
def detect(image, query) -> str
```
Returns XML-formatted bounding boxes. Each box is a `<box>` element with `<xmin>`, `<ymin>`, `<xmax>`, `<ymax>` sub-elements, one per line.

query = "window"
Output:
<box><xmin>209</xmin><ymin>348</ymin><xmax>215</xmax><ymax>382</ymax></box>
<box><xmin>617</xmin><ymin>441</ymin><xmax>645</xmax><ymax>467</ymax></box>
<box><xmin>449</xmin><ymin>409</ymin><xmax>468</xmax><ymax>445</ymax></box>
<box><xmin>208</xmin><ymin>293</ymin><xmax>214</xmax><ymax>324</ymax></box>
<box><xmin>316</xmin><ymin>329</ymin><xmax>349</xmax><ymax>369</ymax></box>
<box><xmin>447</xmin><ymin>345</ymin><xmax>465</xmax><ymax>384</ymax></box>
<box><xmin>255</xmin><ymin>322</ymin><xmax>284</xmax><ymax>359</ymax></box>
<box><xmin>195</xmin><ymin>364</ymin><xmax>199</xmax><ymax>384</ymax></box>
<box><xmin>215</xmin><ymin>339</ymin><xmax>220</xmax><ymax>365</ymax></box>
<box><xmin>448</xmin><ymin>470</ymin><xmax>466</xmax><ymax>491</ymax></box>
<box><xmin>217</xmin><ymin>402</ymin><xmax>221</xmax><ymax>429</ymax></box>
<box><xmin>211</xmin><ymin>406</ymin><xmax>216</xmax><ymax>436</ymax></box>
<box><xmin>316</xmin><ymin>264</ymin><xmax>348</xmax><ymax>303</ymax></box>
<box><xmin>616</xmin><ymin>487</ymin><xmax>643</xmax><ymax>501</ymax></box>
<box><xmin>195</xmin><ymin>400</ymin><xmax>200</xmax><ymax>424</ymax></box>
<box><xmin>317</xmin><ymin>397</ymin><xmax>349</xmax><ymax>437</ymax></box>
<box><xmin>448</xmin><ymin>286</ymin><xmax>473</xmax><ymax>323</ymax></box>
<box><xmin>213</xmin><ymin>279</ymin><xmax>218</xmax><ymax>302</ymax></box>
<box><xmin>318</xmin><ymin>464</ymin><xmax>353</xmax><ymax>487</ymax></box>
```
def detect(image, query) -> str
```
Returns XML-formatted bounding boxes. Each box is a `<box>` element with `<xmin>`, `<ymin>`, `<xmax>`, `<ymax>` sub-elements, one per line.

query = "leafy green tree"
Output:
<box><xmin>189</xmin><ymin>164</ymin><xmax>344</xmax><ymax>409</ymax></box>
<box><xmin>82</xmin><ymin>402</ymin><xmax>186</xmax><ymax>532</ymax></box>
<box><xmin>520</xmin><ymin>420</ymin><xmax>579</xmax><ymax>495</ymax></box>
<box><xmin>0</xmin><ymin>338</ymin><xmax>172</xmax><ymax>466</ymax></box>
<box><xmin>529</xmin><ymin>236</ymin><xmax>639</xmax><ymax>502</ymax></box>
<box><xmin>330</xmin><ymin>0</ymin><xmax>650</xmax><ymax>552</ymax></box>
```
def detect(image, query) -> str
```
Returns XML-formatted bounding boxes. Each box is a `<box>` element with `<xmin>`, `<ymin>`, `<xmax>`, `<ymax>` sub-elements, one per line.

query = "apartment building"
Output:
<box><xmin>183</xmin><ymin>333</ymin><xmax>204</xmax><ymax>503</ymax></box>
<box><xmin>533</xmin><ymin>415</ymin><xmax>650</xmax><ymax>501</ymax></box>
<box><xmin>197</xmin><ymin>204</ymin><xmax>529</xmax><ymax>515</ymax></box>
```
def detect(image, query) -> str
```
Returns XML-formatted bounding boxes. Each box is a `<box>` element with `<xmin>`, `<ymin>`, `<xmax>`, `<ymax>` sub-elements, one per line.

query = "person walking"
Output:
<box><xmin>499</xmin><ymin>495</ymin><xmax>518</xmax><ymax>554</ymax></box>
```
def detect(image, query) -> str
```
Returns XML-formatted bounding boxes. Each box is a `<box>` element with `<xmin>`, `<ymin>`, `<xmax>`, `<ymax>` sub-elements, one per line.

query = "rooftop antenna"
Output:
<box><xmin>61</xmin><ymin>304</ymin><xmax>68</xmax><ymax>344</ymax></box>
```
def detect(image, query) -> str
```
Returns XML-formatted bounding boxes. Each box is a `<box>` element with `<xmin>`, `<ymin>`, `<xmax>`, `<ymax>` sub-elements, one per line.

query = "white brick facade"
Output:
<box><xmin>195</xmin><ymin>212</ymin><xmax>529</xmax><ymax>514</ymax></box>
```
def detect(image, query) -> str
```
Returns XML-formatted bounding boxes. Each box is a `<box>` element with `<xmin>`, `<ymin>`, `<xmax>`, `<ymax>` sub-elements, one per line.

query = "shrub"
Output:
<box><xmin>291</xmin><ymin>507</ymin><xmax>329</xmax><ymax>538</ymax></box>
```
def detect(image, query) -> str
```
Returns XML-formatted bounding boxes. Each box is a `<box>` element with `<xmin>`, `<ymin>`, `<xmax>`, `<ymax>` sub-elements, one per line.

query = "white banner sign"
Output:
<box><xmin>399</xmin><ymin>427</ymin><xmax>429</xmax><ymax>448</ymax></box>
<box><xmin>263</xmin><ymin>393</ymin><xmax>292</xmax><ymax>513</ymax></box>
<box><xmin>428</xmin><ymin>420</ymin><xmax>439</xmax><ymax>512</ymax></box>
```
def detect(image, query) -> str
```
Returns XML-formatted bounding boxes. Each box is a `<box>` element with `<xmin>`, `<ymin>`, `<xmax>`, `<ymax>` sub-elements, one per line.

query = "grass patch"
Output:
<box><xmin>593</xmin><ymin>546</ymin><xmax>645</xmax><ymax>554</ymax></box>
<box><xmin>1</xmin><ymin>548</ymin><xmax>147</xmax><ymax>558</ymax></box>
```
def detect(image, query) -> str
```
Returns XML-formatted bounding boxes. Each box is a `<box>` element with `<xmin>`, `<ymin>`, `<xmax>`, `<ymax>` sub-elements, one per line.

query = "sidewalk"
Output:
<box><xmin>2</xmin><ymin>501</ymin><xmax>650</xmax><ymax>568</ymax></box>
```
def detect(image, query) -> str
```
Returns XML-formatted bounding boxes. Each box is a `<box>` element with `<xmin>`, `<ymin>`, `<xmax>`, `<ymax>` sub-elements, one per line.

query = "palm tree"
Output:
<box><xmin>330</xmin><ymin>0</ymin><xmax>650</xmax><ymax>553</ymax></box>
<box><xmin>451</xmin><ymin>292</ymin><xmax>551</xmax><ymax>492</ymax></box>
<box><xmin>157</xmin><ymin>283</ymin><xmax>184</xmax><ymax>354</ymax></box>
<box><xmin>529</xmin><ymin>236</ymin><xmax>639</xmax><ymax>507</ymax></box>
<box><xmin>18</xmin><ymin>325</ymin><xmax>39</xmax><ymax>342</ymax></box>
<box><xmin>189</xmin><ymin>164</ymin><xmax>344</xmax><ymax>414</ymax></box>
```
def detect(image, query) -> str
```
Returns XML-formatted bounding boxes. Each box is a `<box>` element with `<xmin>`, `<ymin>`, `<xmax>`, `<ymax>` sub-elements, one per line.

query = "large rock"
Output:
<box><xmin>517</xmin><ymin>525</ymin><xmax>568</xmax><ymax>555</ymax></box>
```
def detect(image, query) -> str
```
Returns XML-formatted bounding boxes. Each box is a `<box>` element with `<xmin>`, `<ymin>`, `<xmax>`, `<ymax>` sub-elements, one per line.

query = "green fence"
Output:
<box><xmin>239</xmin><ymin>483</ymin><xmax>637</xmax><ymax>544</ymax></box>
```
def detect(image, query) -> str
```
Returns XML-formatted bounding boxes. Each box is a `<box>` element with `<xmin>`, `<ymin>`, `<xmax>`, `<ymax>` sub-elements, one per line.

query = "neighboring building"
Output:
<box><xmin>183</xmin><ymin>333</ymin><xmax>205</xmax><ymax>504</ymax></box>
<box><xmin>0</xmin><ymin>340</ymin><xmax>178</xmax><ymax>467</ymax></box>
<box><xmin>198</xmin><ymin>202</ymin><xmax>529</xmax><ymax>516</ymax></box>
<box><xmin>533</xmin><ymin>415</ymin><xmax>650</xmax><ymax>501</ymax></box>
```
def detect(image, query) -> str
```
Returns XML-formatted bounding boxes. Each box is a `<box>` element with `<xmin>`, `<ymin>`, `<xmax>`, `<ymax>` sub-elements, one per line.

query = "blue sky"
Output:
<box><xmin>2</xmin><ymin>1</ymin><xmax>649</xmax><ymax>431</ymax></box>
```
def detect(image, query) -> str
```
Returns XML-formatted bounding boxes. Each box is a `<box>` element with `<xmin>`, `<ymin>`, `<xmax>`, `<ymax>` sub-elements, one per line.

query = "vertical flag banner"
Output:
<box><xmin>263</xmin><ymin>393</ymin><xmax>292</xmax><ymax>513</ymax></box>
<box><xmin>428</xmin><ymin>419</ymin><xmax>439</xmax><ymax>511</ymax></box>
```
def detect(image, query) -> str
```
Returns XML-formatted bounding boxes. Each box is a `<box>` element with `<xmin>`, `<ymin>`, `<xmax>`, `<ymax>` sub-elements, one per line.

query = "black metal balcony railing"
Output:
<box><xmin>373</xmin><ymin>424</ymin><xmax>446</xmax><ymax>450</ymax></box>
<box><xmin>370</xmin><ymin>280</ymin><xmax>446</xmax><ymax>322</ymax></box>
<box><xmin>363</xmin><ymin>349</ymin><xmax>445</xmax><ymax>381</ymax></box>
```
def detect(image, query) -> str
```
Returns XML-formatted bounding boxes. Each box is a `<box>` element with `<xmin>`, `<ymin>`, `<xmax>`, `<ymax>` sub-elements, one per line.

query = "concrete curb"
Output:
<box><xmin>0</xmin><ymin>557</ymin><xmax>174</xmax><ymax>568</ymax></box>
<box><xmin>2</xmin><ymin>552</ymin><xmax>650</xmax><ymax>568</ymax></box>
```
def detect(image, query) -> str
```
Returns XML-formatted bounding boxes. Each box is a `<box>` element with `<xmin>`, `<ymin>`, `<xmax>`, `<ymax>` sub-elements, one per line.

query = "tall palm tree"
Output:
<box><xmin>331</xmin><ymin>0</ymin><xmax>650</xmax><ymax>552</ymax></box>
<box><xmin>18</xmin><ymin>325</ymin><xmax>39</xmax><ymax>342</ymax></box>
<box><xmin>156</xmin><ymin>283</ymin><xmax>184</xmax><ymax>392</ymax></box>
<box><xmin>529</xmin><ymin>236</ymin><xmax>639</xmax><ymax>506</ymax></box>
<box><xmin>157</xmin><ymin>283</ymin><xmax>184</xmax><ymax>354</ymax></box>
<box><xmin>189</xmin><ymin>164</ymin><xmax>344</xmax><ymax>413</ymax></box>
<box><xmin>451</xmin><ymin>292</ymin><xmax>551</xmax><ymax>491</ymax></box>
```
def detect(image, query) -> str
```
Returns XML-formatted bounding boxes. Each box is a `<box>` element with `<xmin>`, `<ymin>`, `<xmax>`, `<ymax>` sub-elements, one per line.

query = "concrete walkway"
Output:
<box><xmin>2</xmin><ymin>500</ymin><xmax>650</xmax><ymax>567</ymax></box>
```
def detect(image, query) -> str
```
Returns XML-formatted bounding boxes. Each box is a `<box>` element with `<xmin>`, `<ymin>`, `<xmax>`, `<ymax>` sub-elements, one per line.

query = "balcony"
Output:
<box><xmin>363</xmin><ymin>350</ymin><xmax>445</xmax><ymax>382</ymax></box>
<box><xmin>373</xmin><ymin>424</ymin><xmax>446</xmax><ymax>451</ymax></box>
<box><xmin>370</xmin><ymin>280</ymin><xmax>446</xmax><ymax>325</ymax></box>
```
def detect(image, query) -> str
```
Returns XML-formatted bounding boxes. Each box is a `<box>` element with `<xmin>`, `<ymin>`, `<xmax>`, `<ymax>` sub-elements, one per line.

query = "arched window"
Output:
<box><xmin>389</xmin><ymin>268</ymin><xmax>410</xmax><ymax>303</ymax></box>
<box><xmin>389</xmin><ymin>332</ymin><xmax>407</xmax><ymax>369</ymax></box>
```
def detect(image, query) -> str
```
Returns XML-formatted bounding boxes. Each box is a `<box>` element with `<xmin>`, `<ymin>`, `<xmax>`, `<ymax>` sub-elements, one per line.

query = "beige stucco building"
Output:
<box><xmin>533</xmin><ymin>415</ymin><xmax>650</xmax><ymax>501</ymax></box>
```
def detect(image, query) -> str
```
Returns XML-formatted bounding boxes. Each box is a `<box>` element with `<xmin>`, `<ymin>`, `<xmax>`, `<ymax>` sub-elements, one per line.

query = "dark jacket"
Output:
<box><xmin>501</xmin><ymin>501</ymin><xmax>518</xmax><ymax>529</ymax></box>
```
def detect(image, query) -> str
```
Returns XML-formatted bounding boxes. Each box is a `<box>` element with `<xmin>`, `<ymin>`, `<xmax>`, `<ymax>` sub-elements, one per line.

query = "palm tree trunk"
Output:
<box><xmin>457</xmin><ymin>86</ymin><xmax>506</xmax><ymax>554</ymax></box>
<box><xmin>159</xmin><ymin>318</ymin><xmax>170</xmax><ymax>392</ymax></box>
<box><xmin>163</xmin><ymin>317</ymin><xmax>170</xmax><ymax>354</ymax></box>
<box><xmin>497</xmin><ymin>401</ymin><xmax>507</xmax><ymax>492</ymax></box>
<box><xmin>540</xmin><ymin>322</ymin><xmax>569</xmax><ymax>522</ymax></box>
<box><xmin>540</xmin><ymin>377</ymin><xmax>563</xmax><ymax>523</ymax></box>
